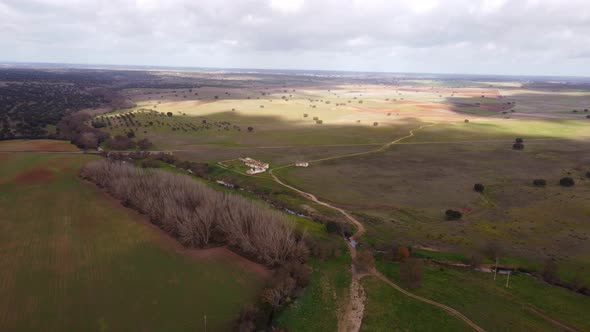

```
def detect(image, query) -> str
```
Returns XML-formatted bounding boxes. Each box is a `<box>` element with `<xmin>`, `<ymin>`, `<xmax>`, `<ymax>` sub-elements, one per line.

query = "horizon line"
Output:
<box><xmin>1</xmin><ymin>60</ymin><xmax>590</xmax><ymax>80</ymax></box>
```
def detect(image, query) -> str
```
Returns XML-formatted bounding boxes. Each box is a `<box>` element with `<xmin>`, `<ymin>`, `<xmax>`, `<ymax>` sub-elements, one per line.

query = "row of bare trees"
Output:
<box><xmin>81</xmin><ymin>160</ymin><xmax>307</xmax><ymax>266</ymax></box>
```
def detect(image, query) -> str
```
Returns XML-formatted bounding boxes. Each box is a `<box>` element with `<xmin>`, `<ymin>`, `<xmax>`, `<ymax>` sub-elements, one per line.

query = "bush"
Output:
<box><xmin>137</xmin><ymin>138</ymin><xmax>153</xmax><ymax>150</ymax></box>
<box><xmin>541</xmin><ymin>259</ymin><xmax>559</xmax><ymax>284</ymax></box>
<box><xmin>515</xmin><ymin>137</ymin><xmax>524</xmax><ymax>143</ymax></box>
<box><xmin>166</xmin><ymin>112</ymin><xmax>173</xmax><ymax>117</ymax></box>
<box><xmin>108</xmin><ymin>135</ymin><xmax>136</xmax><ymax>150</ymax></box>
<box><xmin>473</xmin><ymin>183</ymin><xmax>485</xmax><ymax>192</ymax></box>
<box><xmin>512</xmin><ymin>142</ymin><xmax>524</xmax><ymax>150</ymax></box>
<box><xmin>559</xmin><ymin>177</ymin><xmax>575</xmax><ymax>187</ymax></box>
<box><xmin>400</xmin><ymin>258</ymin><xmax>423</xmax><ymax>289</ymax></box>
<box><xmin>141</xmin><ymin>158</ymin><xmax>161</xmax><ymax>168</ymax></box>
<box><xmin>445</xmin><ymin>209</ymin><xmax>462</xmax><ymax>220</ymax></box>
<box><xmin>533</xmin><ymin>179</ymin><xmax>547</xmax><ymax>186</ymax></box>
<box><xmin>394</xmin><ymin>246</ymin><xmax>411</xmax><ymax>262</ymax></box>
<box><xmin>586</xmin><ymin>171</ymin><xmax>590</xmax><ymax>179</ymax></box>
<box><xmin>482</xmin><ymin>241</ymin><xmax>503</xmax><ymax>260</ymax></box>
<box><xmin>325</xmin><ymin>221</ymin><xmax>341</xmax><ymax>234</ymax></box>
<box><xmin>91</xmin><ymin>120</ymin><xmax>106</xmax><ymax>128</ymax></box>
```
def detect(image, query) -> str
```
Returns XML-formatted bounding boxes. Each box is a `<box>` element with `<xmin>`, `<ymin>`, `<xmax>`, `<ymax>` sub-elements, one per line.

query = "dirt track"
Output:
<box><xmin>268</xmin><ymin>123</ymin><xmax>487</xmax><ymax>332</ymax></box>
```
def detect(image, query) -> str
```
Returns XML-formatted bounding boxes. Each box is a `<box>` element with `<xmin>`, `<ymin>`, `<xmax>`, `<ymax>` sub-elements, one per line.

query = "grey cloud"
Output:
<box><xmin>1</xmin><ymin>0</ymin><xmax>589</xmax><ymax>75</ymax></box>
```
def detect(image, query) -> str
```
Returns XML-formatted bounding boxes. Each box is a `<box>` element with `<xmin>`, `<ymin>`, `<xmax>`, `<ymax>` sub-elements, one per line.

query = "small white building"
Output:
<box><xmin>295</xmin><ymin>161</ymin><xmax>309</xmax><ymax>167</ymax></box>
<box><xmin>216</xmin><ymin>180</ymin><xmax>235</xmax><ymax>188</ymax></box>
<box><xmin>246</xmin><ymin>167</ymin><xmax>267</xmax><ymax>175</ymax></box>
<box><xmin>239</xmin><ymin>157</ymin><xmax>269</xmax><ymax>175</ymax></box>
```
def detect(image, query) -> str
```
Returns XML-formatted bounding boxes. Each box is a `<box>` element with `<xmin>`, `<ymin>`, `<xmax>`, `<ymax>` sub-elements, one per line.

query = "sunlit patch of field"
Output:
<box><xmin>0</xmin><ymin>147</ymin><xmax>265</xmax><ymax>331</ymax></box>
<box><xmin>404</xmin><ymin>119</ymin><xmax>590</xmax><ymax>142</ymax></box>
<box><xmin>101</xmin><ymin>83</ymin><xmax>498</xmax><ymax>149</ymax></box>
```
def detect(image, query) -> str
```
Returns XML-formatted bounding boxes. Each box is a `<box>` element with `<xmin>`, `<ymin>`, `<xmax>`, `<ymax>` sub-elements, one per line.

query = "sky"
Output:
<box><xmin>1</xmin><ymin>0</ymin><xmax>590</xmax><ymax>76</ymax></box>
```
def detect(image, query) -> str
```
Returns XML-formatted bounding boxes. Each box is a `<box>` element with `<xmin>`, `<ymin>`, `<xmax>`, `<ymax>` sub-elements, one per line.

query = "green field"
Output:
<box><xmin>0</xmin><ymin>151</ymin><xmax>265</xmax><ymax>331</ymax></box>
<box><xmin>275</xmin><ymin>121</ymin><xmax>590</xmax><ymax>285</ymax></box>
<box><xmin>360</xmin><ymin>277</ymin><xmax>471</xmax><ymax>331</ymax></box>
<box><xmin>276</xmin><ymin>248</ymin><xmax>351</xmax><ymax>331</ymax></box>
<box><xmin>92</xmin><ymin>78</ymin><xmax>590</xmax><ymax>331</ymax></box>
<box><xmin>376</xmin><ymin>259</ymin><xmax>590</xmax><ymax>331</ymax></box>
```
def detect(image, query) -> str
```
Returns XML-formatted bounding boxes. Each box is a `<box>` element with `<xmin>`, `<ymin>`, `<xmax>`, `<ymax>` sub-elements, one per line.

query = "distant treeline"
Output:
<box><xmin>81</xmin><ymin>160</ymin><xmax>307</xmax><ymax>267</ymax></box>
<box><xmin>0</xmin><ymin>82</ymin><xmax>103</xmax><ymax>140</ymax></box>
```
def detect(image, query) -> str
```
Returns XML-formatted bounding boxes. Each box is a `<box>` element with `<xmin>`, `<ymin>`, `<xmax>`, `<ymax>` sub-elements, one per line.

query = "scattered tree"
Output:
<box><xmin>559</xmin><ymin>177</ymin><xmax>575</xmax><ymax>187</ymax></box>
<box><xmin>541</xmin><ymin>259</ymin><xmax>559</xmax><ymax>284</ymax></box>
<box><xmin>473</xmin><ymin>183</ymin><xmax>485</xmax><ymax>193</ymax></box>
<box><xmin>394</xmin><ymin>246</ymin><xmax>411</xmax><ymax>262</ymax></box>
<box><xmin>137</xmin><ymin>138</ymin><xmax>153</xmax><ymax>150</ymax></box>
<box><xmin>533</xmin><ymin>179</ymin><xmax>547</xmax><ymax>187</ymax></box>
<box><xmin>445</xmin><ymin>209</ymin><xmax>462</xmax><ymax>220</ymax></box>
<box><xmin>400</xmin><ymin>258</ymin><xmax>423</xmax><ymax>289</ymax></box>
<box><xmin>482</xmin><ymin>241</ymin><xmax>502</xmax><ymax>260</ymax></box>
<box><xmin>108</xmin><ymin>135</ymin><xmax>136</xmax><ymax>150</ymax></box>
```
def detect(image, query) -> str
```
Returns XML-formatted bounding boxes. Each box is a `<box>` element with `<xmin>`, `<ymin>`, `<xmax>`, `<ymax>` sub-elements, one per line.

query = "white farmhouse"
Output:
<box><xmin>239</xmin><ymin>157</ymin><xmax>269</xmax><ymax>175</ymax></box>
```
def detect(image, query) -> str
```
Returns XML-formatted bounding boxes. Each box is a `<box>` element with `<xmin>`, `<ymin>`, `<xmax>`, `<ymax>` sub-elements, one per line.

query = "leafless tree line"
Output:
<box><xmin>81</xmin><ymin>160</ymin><xmax>306</xmax><ymax>266</ymax></box>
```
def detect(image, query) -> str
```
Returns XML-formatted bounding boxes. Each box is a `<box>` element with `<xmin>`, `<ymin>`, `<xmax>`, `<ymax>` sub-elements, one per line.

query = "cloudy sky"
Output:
<box><xmin>1</xmin><ymin>0</ymin><xmax>590</xmax><ymax>76</ymax></box>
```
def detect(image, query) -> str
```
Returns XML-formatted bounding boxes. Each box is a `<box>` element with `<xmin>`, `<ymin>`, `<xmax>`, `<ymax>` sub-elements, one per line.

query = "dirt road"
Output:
<box><xmin>268</xmin><ymin>123</ymin><xmax>486</xmax><ymax>332</ymax></box>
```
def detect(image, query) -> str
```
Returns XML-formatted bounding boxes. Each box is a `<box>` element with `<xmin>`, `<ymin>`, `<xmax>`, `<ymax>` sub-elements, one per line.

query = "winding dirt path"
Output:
<box><xmin>267</xmin><ymin>123</ymin><xmax>486</xmax><ymax>332</ymax></box>
<box><xmin>374</xmin><ymin>273</ymin><xmax>485</xmax><ymax>332</ymax></box>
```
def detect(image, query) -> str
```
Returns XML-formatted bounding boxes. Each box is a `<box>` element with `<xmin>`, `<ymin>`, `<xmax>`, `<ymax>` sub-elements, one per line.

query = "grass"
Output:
<box><xmin>0</xmin><ymin>151</ymin><xmax>265</xmax><ymax>331</ymax></box>
<box><xmin>376</xmin><ymin>258</ymin><xmax>590</xmax><ymax>331</ymax></box>
<box><xmin>404</xmin><ymin>119</ymin><xmax>590</xmax><ymax>142</ymax></box>
<box><xmin>360</xmin><ymin>277</ymin><xmax>471</xmax><ymax>331</ymax></box>
<box><xmin>275</xmin><ymin>243</ymin><xmax>351</xmax><ymax>331</ymax></box>
<box><xmin>95</xmin><ymin>82</ymin><xmax>590</xmax><ymax>329</ymax></box>
<box><xmin>276</xmin><ymin>128</ymin><xmax>590</xmax><ymax>285</ymax></box>
<box><xmin>0</xmin><ymin>139</ymin><xmax>79</xmax><ymax>152</ymax></box>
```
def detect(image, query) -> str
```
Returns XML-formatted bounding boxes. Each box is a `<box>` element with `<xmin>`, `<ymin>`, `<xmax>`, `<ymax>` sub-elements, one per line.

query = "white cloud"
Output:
<box><xmin>269</xmin><ymin>0</ymin><xmax>305</xmax><ymax>14</ymax></box>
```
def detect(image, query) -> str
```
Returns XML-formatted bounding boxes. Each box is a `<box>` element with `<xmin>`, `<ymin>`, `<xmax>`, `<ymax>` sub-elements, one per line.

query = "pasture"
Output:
<box><xmin>360</xmin><ymin>277</ymin><xmax>471</xmax><ymax>332</ymax></box>
<box><xmin>92</xmin><ymin>75</ymin><xmax>590</xmax><ymax>329</ymax></box>
<box><xmin>376</xmin><ymin>259</ymin><xmax>590</xmax><ymax>332</ymax></box>
<box><xmin>276</xmin><ymin>124</ymin><xmax>590</xmax><ymax>283</ymax></box>
<box><xmin>0</xmin><ymin>149</ymin><xmax>265</xmax><ymax>331</ymax></box>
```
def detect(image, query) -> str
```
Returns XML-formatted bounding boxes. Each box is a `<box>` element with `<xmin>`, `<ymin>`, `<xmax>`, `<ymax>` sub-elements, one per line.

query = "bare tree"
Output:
<box><xmin>81</xmin><ymin>160</ymin><xmax>305</xmax><ymax>266</ymax></box>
